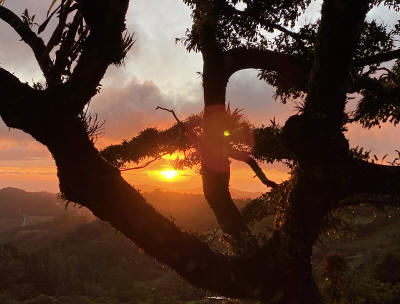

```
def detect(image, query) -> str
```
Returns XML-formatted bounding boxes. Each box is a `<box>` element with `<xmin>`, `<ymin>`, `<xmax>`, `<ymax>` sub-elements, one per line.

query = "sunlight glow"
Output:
<box><xmin>161</xmin><ymin>152</ymin><xmax>184</xmax><ymax>160</ymax></box>
<box><xmin>160</xmin><ymin>169</ymin><xmax>178</xmax><ymax>180</ymax></box>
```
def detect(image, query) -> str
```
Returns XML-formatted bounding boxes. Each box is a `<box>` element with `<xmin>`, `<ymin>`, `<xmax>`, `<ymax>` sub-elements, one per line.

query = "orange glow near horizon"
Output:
<box><xmin>161</xmin><ymin>152</ymin><xmax>186</xmax><ymax>161</ymax></box>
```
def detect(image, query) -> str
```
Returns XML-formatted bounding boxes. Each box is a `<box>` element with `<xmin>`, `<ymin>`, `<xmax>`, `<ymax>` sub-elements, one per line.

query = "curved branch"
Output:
<box><xmin>0</xmin><ymin>6</ymin><xmax>56</xmax><ymax>84</ymax></box>
<box><xmin>229</xmin><ymin>149</ymin><xmax>278</xmax><ymax>188</ymax></box>
<box><xmin>224</xmin><ymin>48</ymin><xmax>306</xmax><ymax>89</ymax></box>
<box><xmin>119</xmin><ymin>153</ymin><xmax>166</xmax><ymax>171</ymax></box>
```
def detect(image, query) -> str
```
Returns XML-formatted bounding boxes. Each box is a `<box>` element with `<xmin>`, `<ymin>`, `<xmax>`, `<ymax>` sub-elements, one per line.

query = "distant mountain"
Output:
<box><xmin>0</xmin><ymin>186</ymin><xmax>256</xmax><ymax>233</ymax></box>
<box><xmin>0</xmin><ymin>217</ymin><xmax>203</xmax><ymax>303</ymax></box>
<box><xmin>0</xmin><ymin>187</ymin><xmax>90</xmax><ymax>232</ymax></box>
<box><xmin>135</xmin><ymin>184</ymin><xmax>262</xmax><ymax>199</ymax></box>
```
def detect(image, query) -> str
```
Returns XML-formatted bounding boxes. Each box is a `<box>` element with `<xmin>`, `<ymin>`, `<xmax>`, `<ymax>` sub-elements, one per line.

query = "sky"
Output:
<box><xmin>0</xmin><ymin>0</ymin><xmax>399</xmax><ymax>193</ymax></box>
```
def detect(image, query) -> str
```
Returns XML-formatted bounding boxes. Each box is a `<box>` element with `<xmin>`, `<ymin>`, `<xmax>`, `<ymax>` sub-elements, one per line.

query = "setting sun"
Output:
<box><xmin>160</xmin><ymin>169</ymin><xmax>178</xmax><ymax>180</ymax></box>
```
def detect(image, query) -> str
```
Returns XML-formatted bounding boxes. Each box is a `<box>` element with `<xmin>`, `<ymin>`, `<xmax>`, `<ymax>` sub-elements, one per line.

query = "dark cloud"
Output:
<box><xmin>90</xmin><ymin>77</ymin><xmax>203</xmax><ymax>145</ymax></box>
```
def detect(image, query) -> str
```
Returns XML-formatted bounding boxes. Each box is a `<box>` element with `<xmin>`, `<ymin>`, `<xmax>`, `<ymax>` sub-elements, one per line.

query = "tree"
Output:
<box><xmin>1</xmin><ymin>0</ymin><xmax>400</xmax><ymax>303</ymax></box>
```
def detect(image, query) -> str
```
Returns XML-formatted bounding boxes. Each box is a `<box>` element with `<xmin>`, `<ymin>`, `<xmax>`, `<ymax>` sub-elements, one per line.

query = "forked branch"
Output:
<box><xmin>156</xmin><ymin>106</ymin><xmax>182</xmax><ymax>123</ymax></box>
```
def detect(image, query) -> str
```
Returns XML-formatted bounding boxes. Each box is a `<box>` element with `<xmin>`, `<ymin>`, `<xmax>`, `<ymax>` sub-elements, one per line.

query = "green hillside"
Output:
<box><xmin>1</xmin><ymin>188</ymin><xmax>400</xmax><ymax>303</ymax></box>
<box><xmin>0</xmin><ymin>216</ymin><xmax>204</xmax><ymax>304</ymax></box>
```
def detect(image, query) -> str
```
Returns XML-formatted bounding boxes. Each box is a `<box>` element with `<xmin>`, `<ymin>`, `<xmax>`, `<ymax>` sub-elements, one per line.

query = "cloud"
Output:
<box><xmin>0</xmin><ymin>121</ymin><xmax>51</xmax><ymax>162</ymax></box>
<box><xmin>90</xmin><ymin>77</ymin><xmax>203</xmax><ymax>147</ymax></box>
<box><xmin>122</xmin><ymin>0</ymin><xmax>203</xmax><ymax>93</ymax></box>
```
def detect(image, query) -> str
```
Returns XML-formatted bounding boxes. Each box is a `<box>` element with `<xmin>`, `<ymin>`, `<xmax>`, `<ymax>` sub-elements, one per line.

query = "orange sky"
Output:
<box><xmin>0</xmin><ymin>1</ymin><xmax>399</xmax><ymax>194</ymax></box>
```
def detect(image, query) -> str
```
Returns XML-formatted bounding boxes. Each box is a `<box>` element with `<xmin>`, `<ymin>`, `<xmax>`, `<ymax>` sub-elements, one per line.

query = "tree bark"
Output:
<box><xmin>201</xmin><ymin>57</ymin><xmax>250</xmax><ymax>239</ymax></box>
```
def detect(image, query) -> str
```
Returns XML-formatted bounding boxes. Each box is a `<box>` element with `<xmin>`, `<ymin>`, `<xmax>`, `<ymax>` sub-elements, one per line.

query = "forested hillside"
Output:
<box><xmin>0</xmin><ymin>188</ymin><xmax>249</xmax><ymax>304</ymax></box>
<box><xmin>0</xmin><ymin>189</ymin><xmax>400</xmax><ymax>303</ymax></box>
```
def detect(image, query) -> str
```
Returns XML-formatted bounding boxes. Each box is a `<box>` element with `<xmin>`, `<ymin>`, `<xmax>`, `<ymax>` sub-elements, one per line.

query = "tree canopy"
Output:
<box><xmin>2</xmin><ymin>0</ymin><xmax>400</xmax><ymax>303</ymax></box>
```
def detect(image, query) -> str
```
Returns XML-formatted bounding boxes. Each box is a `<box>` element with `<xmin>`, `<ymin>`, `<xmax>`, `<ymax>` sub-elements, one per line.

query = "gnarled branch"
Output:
<box><xmin>224</xmin><ymin>48</ymin><xmax>306</xmax><ymax>89</ymax></box>
<box><xmin>229</xmin><ymin>148</ymin><xmax>278</xmax><ymax>188</ymax></box>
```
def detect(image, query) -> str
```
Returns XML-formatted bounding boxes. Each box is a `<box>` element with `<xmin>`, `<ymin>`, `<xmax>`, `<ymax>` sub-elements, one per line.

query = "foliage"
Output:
<box><xmin>241</xmin><ymin>179</ymin><xmax>293</xmax><ymax>229</ymax></box>
<box><xmin>181</xmin><ymin>0</ymin><xmax>312</xmax><ymax>51</ymax></box>
<box><xmin>0</xmin><ymin>217</ymin><xmax>204</xmax><ymax>304</ymax></box>
<box><xmin>338</xmin><ymin>253</ymin><xmax>400</xmax><ymax>304</ymax></box>
<box><xmin>352</xmin><ymin>60</ymin><xmax>400</xmax><ymax>128</ymax></box>
<box><xmin>320</xmin><ymin>253</ymin><xmax>347</xmax><ymax>304</ymax></box>
<box><xmin>101</xmin><ymin>105</ymin><xmax>255</xmax><ymax>170</ymax></box>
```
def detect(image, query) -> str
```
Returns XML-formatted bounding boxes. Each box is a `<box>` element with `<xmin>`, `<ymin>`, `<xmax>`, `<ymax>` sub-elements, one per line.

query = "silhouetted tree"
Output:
<box><xmin>2</xmin><ymin>0</ymin><xmax>400</xmax><ymax>303</ymax></box>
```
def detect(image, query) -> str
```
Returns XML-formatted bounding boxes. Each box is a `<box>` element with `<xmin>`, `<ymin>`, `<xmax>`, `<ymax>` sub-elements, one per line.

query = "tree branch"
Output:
<box><xmin>224</xmin><ymin>48</ymin><xmax>306</xmax><ymax>89</ymax></box>
<box><xmin>302</xmin><ymin>0</ymin><xmax>370</xmax><ymax>134</ymax></box>
<box><xmin>229</xmin><ymin>149</ymin><xmax>278</xmax><ymax>188</ymax></box>
<box><xmin>155</xmin><ymin>106</ymin><xmax>181</xmax><ymax>123</ymax></box>
<box><xmin>54</xmin><ymin>11</ymin><xmax>83</xmax><ymax>77</ymax></box>
<box><xmin>345</xmin><ymin>159</ymin><xmax>400</xmax><ymax>198</ymax></box>
<box><xmin>0</xmin><ymin>6</ymin><xmax>57</xmax><ymax>84</ymax></box>
<box><xmin>0</xmin><ymin>68</ymin><xmax>39</xmax><ymax>131</ymax></box>
<box><xmin>119</xmin><ymin>154</ymin><xmax>166</xmax><ymax>171</ymax></box>
<box><xmin>37</xmin><ymin>116</ymin><xmax>298</xmax><ymax>300</ymax></box>
<box><xmin>55</xmin><ymin>0</ymin><xmax>130</xmax><ymax>115</ymax></box>
<box><xmin>355</xmin><ymin>48</ymin><xmax>400</xmax><ymax>67</ymax></box>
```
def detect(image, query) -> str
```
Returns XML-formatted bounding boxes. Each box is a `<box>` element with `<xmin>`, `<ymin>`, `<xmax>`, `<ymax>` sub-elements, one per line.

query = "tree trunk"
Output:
<box><xmin>201</xmin><ymin>56</ymin><xmax>249</xmax><ymax>239</ymax></box>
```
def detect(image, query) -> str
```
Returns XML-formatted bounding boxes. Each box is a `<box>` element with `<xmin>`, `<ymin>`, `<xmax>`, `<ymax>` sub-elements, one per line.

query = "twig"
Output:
<box><xmin>120</xmin><ymin>154</ymin><xmax>167</xmax><ymax>171</ymax></box>
<box><xmin>156</xmin><ymin>106</ymin><xmax>181</xmax><ymax>123</ymax></box>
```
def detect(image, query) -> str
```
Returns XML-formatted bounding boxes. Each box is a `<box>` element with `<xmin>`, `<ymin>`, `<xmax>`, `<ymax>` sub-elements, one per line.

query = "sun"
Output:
<box><xmin>160</xmin><ymin>169</ymin><xmax>178</xmax><ymax>180</ymax></box>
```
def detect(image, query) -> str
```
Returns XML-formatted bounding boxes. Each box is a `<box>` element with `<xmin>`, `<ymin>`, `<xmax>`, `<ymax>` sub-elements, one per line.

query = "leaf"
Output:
<box><xmin>38</xmin><ymin>15</ymin><xmax>52</xmax><ymax>34</ymax></box>
<box><xmin>39</xmin><ymin>3</ymin><xmax>60</xmax><ymax>34</ymax></box>
<box><xmin>47</xmin><ymin>0</ymin><xmax>58</xmax><ymax>16</ymax></box>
